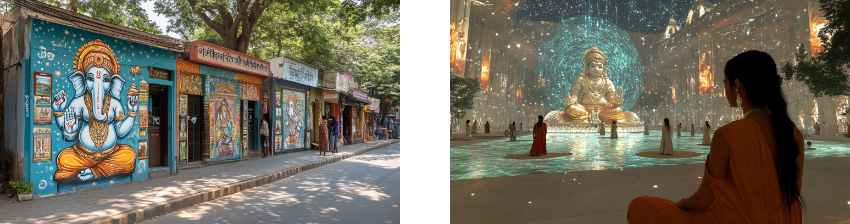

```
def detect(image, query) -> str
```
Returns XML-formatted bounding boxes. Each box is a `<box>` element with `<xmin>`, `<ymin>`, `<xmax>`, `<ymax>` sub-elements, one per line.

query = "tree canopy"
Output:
<box><xmin>450</xmin><ymin>70</ymin><xmax>482</xmax><ymax>121</ymax></box>
<box><xmin>782</xmin><ymin>0</ymin><xmax>850</xmax><ymax>97</ymax></box>
<box><xmin>28</xmin><ymin>0</ymin><xmax>162</xmax><ymax>34</ymax></box>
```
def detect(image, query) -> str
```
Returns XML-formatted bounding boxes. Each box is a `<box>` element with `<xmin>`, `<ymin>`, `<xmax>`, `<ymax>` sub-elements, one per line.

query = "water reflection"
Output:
<box><xmin>450</xmin><ymin>130</ymin><xmax>849</xmax><ymax>180</ymax></box>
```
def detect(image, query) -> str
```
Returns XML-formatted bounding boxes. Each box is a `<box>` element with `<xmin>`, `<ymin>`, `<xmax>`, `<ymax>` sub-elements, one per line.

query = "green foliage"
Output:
<box><xmin>9</xmin><ymin>180</ymin><xmax>33</xmax><ymax>195</ymax></box>
<box><xmin>248</xmin><ymin>0</ymin><xmax>346</xmax><ymax>70</ymax></box>
<box><xmin>343</xmin><ymin>10</ymin><xmax>399</xmax><ymax>104</ymax></box>
<box><xmin>38</xmin><ymin>0</ymin><xmax>162</xmax><ymax>34</ymax></box>
<box><xmin>782</xmin><ymin>0</ymin><xmax>850</xmax><ymax>97</ymax></box>
<box><xmin>782</xmin><ymin>43</ymin><xmax>850</xmax><ymax>97</ymax></box>
<box><xmin>338</xmin><ymin>0</ymin><xmax>399</xmax><ymax>27</ymax></box>
<box><xmin>450</xmin><ymin>71</ymin><xmax>482</xmax><ymax>120</ymax></box>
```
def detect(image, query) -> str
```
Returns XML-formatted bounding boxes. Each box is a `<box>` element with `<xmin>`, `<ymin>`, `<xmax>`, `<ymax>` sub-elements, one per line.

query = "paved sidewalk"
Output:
<box><xmin>0</xmin><ymin>139</ymin><xmax>399</xmax><ymax>224</ymax></box>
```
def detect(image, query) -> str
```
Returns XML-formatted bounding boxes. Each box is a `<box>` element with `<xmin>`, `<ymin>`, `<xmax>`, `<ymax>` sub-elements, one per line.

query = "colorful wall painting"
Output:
<box><xmin>281</xmin><ymin>89</ymin><xmax>305</xmax><ymax>150</ymax></box>
<box><xmin>242</xmin><ymin>83</ymin><xmax>261</xmax><ymax>101</ymax></box>
<box><xmin>209</xmin><ymin>97</ymin><xmax>240</xmax><ymax>160</ymax></box>
<box><xmin>139</xmin><ymin>104</ymin><xmax>149</xmax><ymax>128</ymax></box>
<box><xmin>140</xmin><ymin>129</ymin><xmax>147</xmax><ymax>137</ymax></box>
<box><xmin>139</xmin><ymin>78</ymin><xmax>149</xmax><ymax>102</ymax></box>
<box><xmin>34</xmin><ymin>96</ymin><xmax>52</xmax><ymax>125</ymax></box>
<box><xmin>33</xmin><ymin>127</ymin><xmax>51</xmax><ymax>162</ymax></box>
<box><xmin>207</xmin><ymin>78</ymin><xmax>241</xmax><ymax>161</ymax></box>
<box><xmin>180</xmin><ymin>72</ymin><xmax>203</xmax><ymax>95</ymax></box>
<box><xmin>47</xmin><ymin>38</ymin><xmax>140</xmax><ymax>188</ymax></box>
<box><xmin>34</xmin><ymin>72</ymin><xmax>52</xmax><ymax>96</ymax></box>
<box><xmin>138</xmin><ymin>140</ymin><xmax>148</xmax><ymax>160</ymax></box>
<box><xmin>25</xmin><ymin>19</ymin><xmax>179</xmax><ymax>196</ymax></box>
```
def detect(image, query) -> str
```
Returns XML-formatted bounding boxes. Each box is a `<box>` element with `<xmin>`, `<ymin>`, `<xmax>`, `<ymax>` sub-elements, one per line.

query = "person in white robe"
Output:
<box><xmin>465</xmin><ymin>120</ymin><xmax>472</xmax><ymax>138</ymax></box>
<box><xmin>610</xmin><ymin>121</ymin><xmax>619</xmax><ymax>139</ymax></box>
<box><xmin>599</xmin><ymin>121</ymin><xmax>606</xmax><ymax>135</ymax></box>
<box><xmin>702</xmin><ymin>121</ymin><xmax>711</xmax><ymax>145</ymax></box>
<box><xmin>660</xmin><ymin>118</ymin><xmax>674</xmax><ymax>154</ymax></box>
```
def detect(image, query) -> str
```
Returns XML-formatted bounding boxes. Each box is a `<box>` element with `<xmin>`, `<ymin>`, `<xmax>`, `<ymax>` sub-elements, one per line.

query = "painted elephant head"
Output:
<box><xmin>68</xmin><ymin>67</ymin><xmax>126</xmax><ymax>121</ymax></box>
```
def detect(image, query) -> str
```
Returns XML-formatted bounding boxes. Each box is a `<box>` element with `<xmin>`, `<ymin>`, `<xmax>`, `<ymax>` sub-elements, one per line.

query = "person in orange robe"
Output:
<box><xmin>529</xmin><ymin>115</ymin><xmax>547</xmax><ymax>156</ymax></box>
<box><xmin>627</xmin><ymin>50</ymin><xmax>804</xmax><ymax>224</ymax></box>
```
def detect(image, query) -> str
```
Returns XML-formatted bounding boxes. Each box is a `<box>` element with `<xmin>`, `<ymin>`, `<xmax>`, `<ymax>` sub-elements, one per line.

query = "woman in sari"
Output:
<box><xmin>628</xmin><ymin>50</ymin><xmax>805</xmax><ymax>223</ymax></box>
<box><xmin>599</xmin><ymin>120</ymin><xmax>606</xmax><ymax>135</ymax></box>
<box><xmin>472</xmin><ymin>120</ymin><xmax>478</xmax><ymax>134</ymax></box>
<box><xmin>529</xmin><ymin>115</ymin><xmax>547</xmax><ymax>156</ymax></box>
<box><xmin>318</xmin><ymin>116</ymin><xmax>330</xmax><ymax>156</ymax></box>
<box><xmin>465</xmin><ymin>120</ymin><xmax>472</xmax><ymax>138</ymax></box>
<box><xmin>702</xmin><ymin>121</ymin><xmax>711</xmax><ymax>145</ymax></box>
<box><xmin>644</xmin><ymin>122</ymin><xmax>649</xmax><ymax>135</ymax></box>
<box><xmin>690</xmin><ymin>124</ymin><xmax>695</xmax><ymax>136</ymax></box>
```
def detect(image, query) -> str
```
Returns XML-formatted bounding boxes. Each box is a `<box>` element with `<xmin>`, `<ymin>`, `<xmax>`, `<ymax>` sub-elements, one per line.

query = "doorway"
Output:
<box><xmin>148</xmin><ymin>84</ymin><xmax>170</xmax><ymax>168</ymax></box>
<box><xmin>187</xmin><ymin>95</ymin><xmax>204</xmax><ymax>162</ymax></box>
<box><xmin>247</xmin><ymin>101</ymin><xmax>257</xmax><ymax>150</ymax></box>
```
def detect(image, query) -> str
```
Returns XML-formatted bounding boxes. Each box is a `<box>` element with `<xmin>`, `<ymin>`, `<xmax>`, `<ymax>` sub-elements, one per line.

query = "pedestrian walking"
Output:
<box><xmin>319</xmin><ymin>115</ymin><xmax>330</xmax><ymax>156</ymax></box>
<box><xmin>330</xmin><ymin>116</ymin><xmax>339</xmax><ymax>153</ymax></box>
<box><xmin>261</xmin><ymin>119</ymin><xmax>270</xmax><ymax>157</ymax></box>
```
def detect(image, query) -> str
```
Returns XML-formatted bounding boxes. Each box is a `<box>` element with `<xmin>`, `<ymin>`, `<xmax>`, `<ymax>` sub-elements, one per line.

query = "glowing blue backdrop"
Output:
<box><xmin>538</xmin><ymin>17</ymin><xmax>643</xmax><ymax>113</ymax></box>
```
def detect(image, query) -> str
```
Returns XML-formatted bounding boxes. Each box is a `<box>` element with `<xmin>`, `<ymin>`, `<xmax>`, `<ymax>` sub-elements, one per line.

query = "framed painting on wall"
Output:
<box><xmin>138</xmin><ymin>140</ymin><xmax>148</xmax><ymax>160</ymax></box>
<box><xmin>33</xmin><ymin>127</ymin><xmax>51</xmax><ymax>162</ymax></box>
<box><xmin>34</xmin><ymin>72</ymin><xmax>52</xmax><ymax>96</ymax></box>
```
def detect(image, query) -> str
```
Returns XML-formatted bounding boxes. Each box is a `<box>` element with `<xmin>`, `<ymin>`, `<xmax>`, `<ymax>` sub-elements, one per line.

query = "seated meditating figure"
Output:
<box><xmin>548</xmin><ymin>46</ymin><xmax>639</xmax><ymax>124</ymax></box>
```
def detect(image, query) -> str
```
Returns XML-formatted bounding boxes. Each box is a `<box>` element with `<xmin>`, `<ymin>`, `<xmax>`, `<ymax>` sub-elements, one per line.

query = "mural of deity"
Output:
<box><xmin>283</xmin><ymin>92</ymin><xmax>303</xmax><ymax>148</ymax></box>
<box><xmin>214</xmin><ymin>99</ymin><xmax>236</xmax><ymax>158</ymax></box>
<box><xmin>50</xmin><ymin>39</ymin><xmax>138</xmax><ymax>182</ymax></box>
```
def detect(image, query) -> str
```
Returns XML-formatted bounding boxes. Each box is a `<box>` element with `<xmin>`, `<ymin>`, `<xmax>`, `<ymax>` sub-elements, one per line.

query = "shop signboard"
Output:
<box><xmin>368</xmin><ymin>98</ymin><xmax>380</xmax><ymax>113</ymax></box>
<box><xmin>186</xmin><ymin>41</ymin><xmax>270</xmax><ymax>77</ymax></box>
<box><xmin>323</xmin><ymin>90</ymin><xmax>338</xmax><ymax>101</ymax></box>
<box><xmin>351</xmin><ymin>90</ymin><xmax>368</xmax><ymax>101</ymax></box>
<box><xmin>278</xmin><ymin>57</ymin><xmax>318</xmax><ymax>87</ymax></box>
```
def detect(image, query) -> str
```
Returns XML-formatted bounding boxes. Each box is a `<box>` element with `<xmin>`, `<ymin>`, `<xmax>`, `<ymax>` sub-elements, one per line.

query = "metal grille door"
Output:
<box><xmin>187</xmin><ymin>95</ymin><xmax>203</xmax><ymax>162</ymax></box>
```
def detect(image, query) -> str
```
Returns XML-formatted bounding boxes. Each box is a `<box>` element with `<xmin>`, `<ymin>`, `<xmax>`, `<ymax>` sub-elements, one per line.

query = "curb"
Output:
<box><xmin>89</xmin><ymin>140</ymin><xmax>399</xmax><ymax>224</ymax></box>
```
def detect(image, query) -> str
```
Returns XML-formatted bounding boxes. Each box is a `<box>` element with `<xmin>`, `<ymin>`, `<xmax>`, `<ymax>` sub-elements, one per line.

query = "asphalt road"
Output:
<box><xmin>145</xmin><ymin>144</ymin><xmax>400</xmax><ymax>224</ymax></box>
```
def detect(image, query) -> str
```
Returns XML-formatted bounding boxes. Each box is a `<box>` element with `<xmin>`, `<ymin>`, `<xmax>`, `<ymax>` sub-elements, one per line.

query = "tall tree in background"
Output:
<box><xmin>450</xmin><ymin>70</ymin><xmax>482</xmax><ymax>134</ymax></box>
<box><xmin>341</xmin><ymin>10</ymin><xmax>399</xmax><ymax>126</ymax></box>
<box><xmin>23</xmin><ymin>0</ymin><xmax>162</xmax><ymax>34</ymax></box>
<box><xmin>782</xmin><ymin>0</ymin><xmax>850</xmax><ymax>97</ymax></box>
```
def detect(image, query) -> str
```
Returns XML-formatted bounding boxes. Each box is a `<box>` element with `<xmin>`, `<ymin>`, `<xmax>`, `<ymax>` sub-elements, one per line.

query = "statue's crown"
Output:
<box><xmin>582</xmin><ymin>46</ymin><xmax>607</xmax><ymax>65</ymax></box>
<box><xmin>73</xmin><ymin>39</ymin><xmax>120</xmax><ymax>75</ymax></box>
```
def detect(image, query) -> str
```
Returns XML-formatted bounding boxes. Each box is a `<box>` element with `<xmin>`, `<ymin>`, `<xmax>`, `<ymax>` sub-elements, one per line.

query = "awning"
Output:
<box><xmin>341</xmin><ymin>92</ymin><xmax>370</xmax><ymax>104</ymax></box>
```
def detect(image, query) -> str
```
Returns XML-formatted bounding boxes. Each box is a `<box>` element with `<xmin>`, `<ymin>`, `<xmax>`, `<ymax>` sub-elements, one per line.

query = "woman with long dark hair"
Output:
<box><xmin>702</xmin><ymin>121</ymin><xmax>711</xmax><ymax>145</ymax></box>
<box><xmin>628</xmin><ymin>50</ymin><xmax>805</xmax><ymax>223</ymax></box>
<box><xmin>643</xmin><ymin>122</ymin><xmax>649</xmax><ymax>135</ymax></box>
<box><xmin>659</xmin><ymin>118</ymin><xmax>673</xmax><ymax>155</ymax></box>
<box><xmin>509</xmin><ymin>122</ymin><xmax>517</xmax><ymax>142</ymax></box>
<box><xmin>465</xmin><ymin>120</ymin><xmax>471</xmax><ymax>138</ymax></box>
<box><xmin>529</xmin><ymin>115</ymin><xmax>547</xmax><ymax>156</ymax></box>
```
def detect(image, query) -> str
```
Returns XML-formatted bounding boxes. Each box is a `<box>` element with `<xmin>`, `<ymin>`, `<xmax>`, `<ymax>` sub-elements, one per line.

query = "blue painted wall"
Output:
<box><xmin>26</xmin><ymin>19</ymin><xmax>177</xmax><ymax>197</ymax></box>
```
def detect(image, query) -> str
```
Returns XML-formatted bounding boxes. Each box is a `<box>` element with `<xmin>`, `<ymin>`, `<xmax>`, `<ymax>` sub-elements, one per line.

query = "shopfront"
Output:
<box><xmin>267</xmin><ymin>56</ymin><xmax>317</xmax><ymax>153</ymax></box>
<box><xmin>181</xmin><ymin>41</ymin><xmax>270</xmax><ymax>163</ymax></box>
<box><xmin>3</xmin><ymin>9</ymin><xmax>184</xmax><ymax>196</ymax></box>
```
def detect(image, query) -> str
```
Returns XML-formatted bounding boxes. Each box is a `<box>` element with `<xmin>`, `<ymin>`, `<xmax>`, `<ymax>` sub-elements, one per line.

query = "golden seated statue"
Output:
<box><xmin>544</xmin><ymin>46</ymin><xmax>640</xmax><ymax>124</ymax></box>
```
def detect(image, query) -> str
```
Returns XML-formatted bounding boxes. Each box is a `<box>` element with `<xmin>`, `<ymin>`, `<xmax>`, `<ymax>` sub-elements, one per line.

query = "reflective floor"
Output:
<box><xmin>450</xmin><ymin>130</ymin><xmax>850</xmax><ymax>180</ymax></box>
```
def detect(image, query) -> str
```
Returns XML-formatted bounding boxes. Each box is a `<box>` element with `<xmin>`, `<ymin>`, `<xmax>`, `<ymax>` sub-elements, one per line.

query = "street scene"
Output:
<box><xmin>0</xmin><ymin>0</ymin><xmax>400</xmax><ymax>223</ymax></box>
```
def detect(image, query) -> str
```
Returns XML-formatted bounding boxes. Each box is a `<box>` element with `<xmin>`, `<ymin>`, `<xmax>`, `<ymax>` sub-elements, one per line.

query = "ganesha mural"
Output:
<box><xmin>50</xmin><ymin>39</ymin><xmax>138</xmax><ymax>182</ymax></box>
<box><xmin>281</xmin><ymin>90</ymin><xmax>305</xmax><ymax>149</ymax></box>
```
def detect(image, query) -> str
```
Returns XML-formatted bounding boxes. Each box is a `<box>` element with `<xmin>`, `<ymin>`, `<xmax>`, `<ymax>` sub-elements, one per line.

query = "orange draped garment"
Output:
<box><xmin>54</xmin><ymin>143</ymin><xmax>136</xmax><ymax>180</ymax></box>
<box><xmin>529</xmin><ymin>123</ymin><xmax>547</xmax><ymax>156</ymax></box>
<box><xmin>627</xmin><ymin>120</ymin><xmax>802</xmax><ymax>223</ymax></box>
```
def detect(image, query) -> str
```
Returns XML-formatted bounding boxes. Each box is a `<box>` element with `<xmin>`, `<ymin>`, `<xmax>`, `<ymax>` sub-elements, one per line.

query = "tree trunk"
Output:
<box><xmin>68</xmin><ymin>0</ymin><xmax>78</xmax><ymax>13</ymax></box>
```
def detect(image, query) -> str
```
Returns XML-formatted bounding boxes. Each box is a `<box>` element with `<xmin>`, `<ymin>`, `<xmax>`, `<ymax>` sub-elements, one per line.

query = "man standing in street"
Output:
<box><xmin>261</xmin><ymin>119</ymin><xmax>270</xmax><ymax>157</ymax></box>
<box><xmin>330</xmin><ymin>116</ymin><xmax>339</xmax><ymax>153</ymax></box>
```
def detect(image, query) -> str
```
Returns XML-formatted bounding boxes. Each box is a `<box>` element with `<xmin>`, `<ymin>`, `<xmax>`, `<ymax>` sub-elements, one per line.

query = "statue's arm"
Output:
<box><xmin>57</xmin><ymin>104</ymin><xmax>82</xmax><ymax>140</ymax></box>
<box><xmin>567</xmin><ymin>77</ymin><xmax>583</xmax><ymax>105</ymax></box>
<box><xmin>605</xmin><ymin>81</ymin><xmax>624</xmax><ymax>105</ymax></box>
<box><xmin>114</xmin><ymin>98</ymin><xmax>136</xmax><ymax>138</ymax></box>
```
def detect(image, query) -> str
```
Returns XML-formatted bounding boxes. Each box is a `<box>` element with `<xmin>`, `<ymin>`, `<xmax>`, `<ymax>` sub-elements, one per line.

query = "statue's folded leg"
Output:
<box><xmin>561</xmin><ymin>104</ymin><xmax>590</xmax><ymax>122</ymax></box>
<box><xmin>600</xmin><ymin>105</ymin><xmax>625</xmax><ymax>123</ymax></box>
<box><xmin>92</xmin><ymin>145</ymin><xmax>136</xmax><ymax>177</ymax></box>
<box><xmin>54</xmin><ymin>144</ymin><xmax>136</xmax><ymax>181</ymax></box>
<box><xmin>54</xmin><ymin>147</ymin><xmax>97</xmax><ymax>180</ymax></box>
